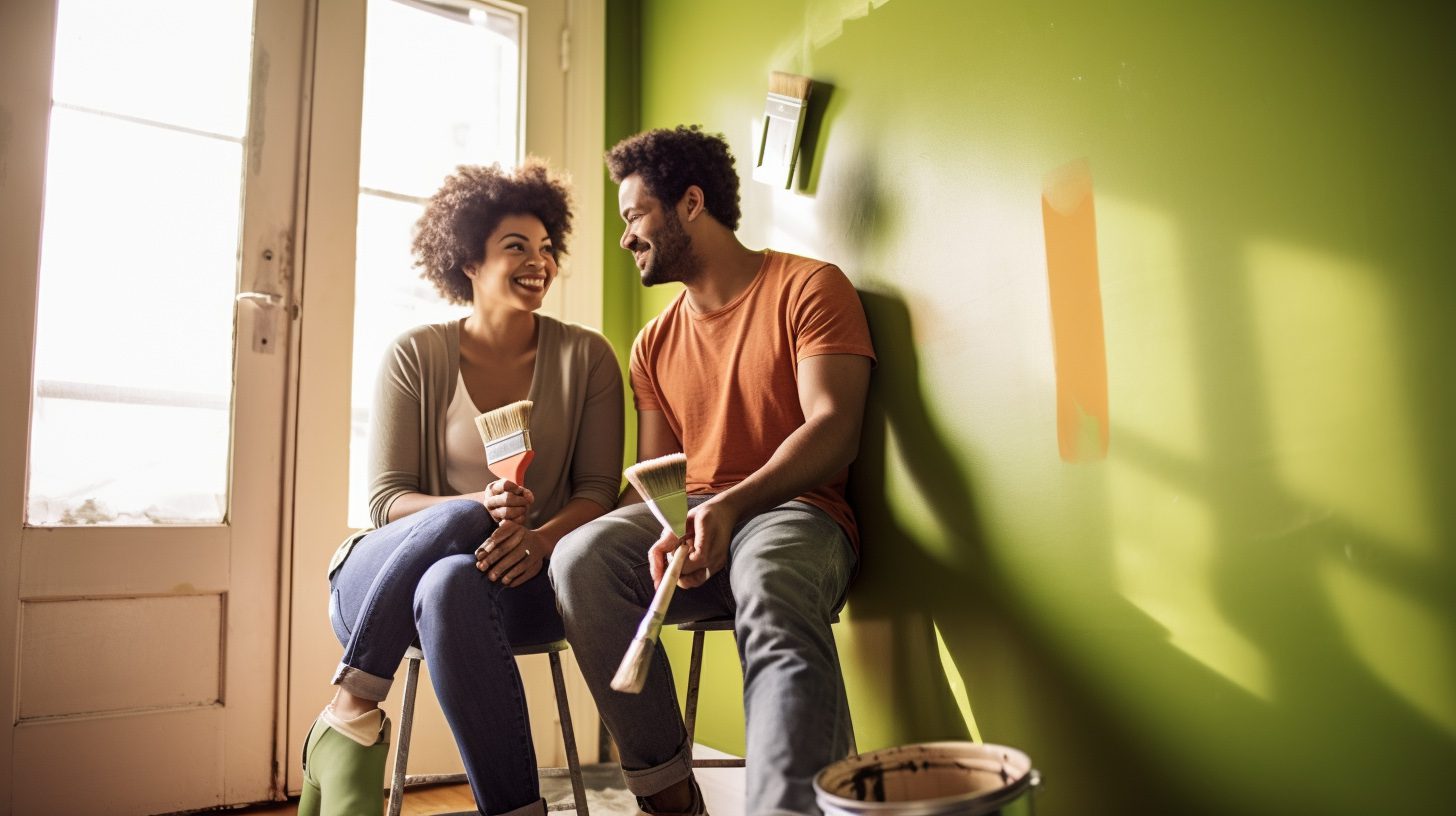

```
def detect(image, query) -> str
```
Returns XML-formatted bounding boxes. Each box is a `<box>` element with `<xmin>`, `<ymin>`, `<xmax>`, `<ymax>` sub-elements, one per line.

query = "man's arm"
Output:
<box><xmin>657</xmin><ymin>353</ymin><xmax>871</xmax><ymax>588</ymax></box>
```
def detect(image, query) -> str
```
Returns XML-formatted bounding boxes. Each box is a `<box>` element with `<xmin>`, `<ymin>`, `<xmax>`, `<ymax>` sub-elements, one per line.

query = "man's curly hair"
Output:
<box><xmin>412</xmin><ymin>159</ymin><xmax>572</xmax><ymax>305</ymax></box>
<box><xmin>605</xmin><ymin>125</ymin><xmax>742</xmax><ymax>230</ymax></box>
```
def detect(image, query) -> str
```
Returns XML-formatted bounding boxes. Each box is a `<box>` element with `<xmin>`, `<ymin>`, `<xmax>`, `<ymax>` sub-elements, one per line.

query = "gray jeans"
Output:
<box><xmin>549</xmin><ymin>498</ymin><xmax>856</xmax><ymax>816</ymax></box>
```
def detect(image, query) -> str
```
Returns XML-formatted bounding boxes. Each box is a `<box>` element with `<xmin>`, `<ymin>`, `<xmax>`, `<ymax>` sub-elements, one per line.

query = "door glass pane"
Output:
<box><xmin>348</xmin><ymin>0</ymin><xmax>523</xmax><ymax>527</ymax></box>
<box><xmin>26</xmin><ymin>0</ymin><xmax>256</xmax><ymax>526</ymax></box>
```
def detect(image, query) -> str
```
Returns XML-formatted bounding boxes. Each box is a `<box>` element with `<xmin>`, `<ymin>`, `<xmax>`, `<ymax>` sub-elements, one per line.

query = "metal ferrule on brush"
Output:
<box><xmin>485</xmin><ymin>430</ymin><xmax>531</xmax><ymax>464</ymax></box>
<box><xmin>634</xmin><ymin>609</ymin><xmax>665</xmax><ymax>641</ymax></box>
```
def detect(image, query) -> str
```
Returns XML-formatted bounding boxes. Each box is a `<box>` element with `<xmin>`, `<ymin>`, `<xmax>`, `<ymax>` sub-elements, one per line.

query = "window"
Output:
<box><xmin>346</xmin><ymin>0</ymin><xmax>524</xmax><ymax>526</ymax></box>
<box><xmin>26</xmin><ymin>0</ymin><xmax>256</xmax><ymax>525</ymax></box>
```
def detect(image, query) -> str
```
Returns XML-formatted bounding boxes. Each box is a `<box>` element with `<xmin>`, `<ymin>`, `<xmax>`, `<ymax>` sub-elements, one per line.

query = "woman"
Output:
<box><xmin>300</xmin><ymin>161</ymin><xmax>623</xmax><ymax>816</ymax></box>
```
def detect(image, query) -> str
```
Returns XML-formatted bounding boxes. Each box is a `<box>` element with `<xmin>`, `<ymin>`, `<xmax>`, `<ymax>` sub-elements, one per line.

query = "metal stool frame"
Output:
<box><xmin>678</xmin><ymin>615</ymin><xmax>856</xmax><ymax>769</ymax></box>
<box><xmin>387</xmin><ymin>640</ymin><xmax>590</xmax><ymax>815</ymax></box>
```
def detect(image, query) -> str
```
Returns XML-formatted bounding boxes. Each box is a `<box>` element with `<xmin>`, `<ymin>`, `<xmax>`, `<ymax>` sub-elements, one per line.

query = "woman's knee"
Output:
<box><xmin>419</xmin><ymin>498</ymin><xmax>492</xmax><ymax>537</ymax></box>
<box><xmin>414</xmin><ymin>556</ymin><xmax>495</xmax><ymax>623</ymax></box>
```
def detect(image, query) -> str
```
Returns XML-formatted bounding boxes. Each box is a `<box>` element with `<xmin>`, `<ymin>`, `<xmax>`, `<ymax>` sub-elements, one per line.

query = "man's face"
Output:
<box><xmin>618</xmin><ymin>173</ymin><xmax>697</xmax><ymax>286</ymax></box>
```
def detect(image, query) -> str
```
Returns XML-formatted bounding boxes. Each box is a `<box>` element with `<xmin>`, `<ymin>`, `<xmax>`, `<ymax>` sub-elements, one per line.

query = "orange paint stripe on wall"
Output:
<box><xmin>1042</xmin><ymin>159</ymin><xmax>1109</xmax><ymax>462</ymax></box>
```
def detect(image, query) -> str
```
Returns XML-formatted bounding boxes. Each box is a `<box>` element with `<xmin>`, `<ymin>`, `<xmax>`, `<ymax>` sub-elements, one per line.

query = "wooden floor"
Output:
<box><xmin>234</xmin><ymin>783</ymin><xmax>476</xmax><ymax>815</ymax></box>
<box><xmin>233</xmin><ymin>748</ymin><xmax>746</xmax><ymax>816</ymax></box>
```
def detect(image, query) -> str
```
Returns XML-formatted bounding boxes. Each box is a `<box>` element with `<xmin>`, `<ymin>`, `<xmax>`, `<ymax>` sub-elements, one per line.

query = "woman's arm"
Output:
<box><xmin>368</xmin><ymin>335</ymin><xmax>430</xmax><ymax>528</ymax></box>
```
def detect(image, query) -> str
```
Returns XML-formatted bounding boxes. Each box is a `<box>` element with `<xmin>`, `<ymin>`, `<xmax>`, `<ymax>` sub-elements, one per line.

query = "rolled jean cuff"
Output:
<box><xmin>621</xmin><ymin>740</ymin><xmax>695</xmax><ymax>797</ymax></box>
<box><xmin>497</xmin><ymin>797</ymin><xmax>548</xmax><ymax>816</ymax></box>
<box><xmin>331</xmin><ymin>662</ymin><xmax>391</xmax><ymax>702</ymax></box>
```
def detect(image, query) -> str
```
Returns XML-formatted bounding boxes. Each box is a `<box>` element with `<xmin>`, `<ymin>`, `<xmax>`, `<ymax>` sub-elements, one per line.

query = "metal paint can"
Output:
<box><xmin>814</xmin><ymin>742</ymin><xmax>1040</xmax><ymax>816</ymax></box>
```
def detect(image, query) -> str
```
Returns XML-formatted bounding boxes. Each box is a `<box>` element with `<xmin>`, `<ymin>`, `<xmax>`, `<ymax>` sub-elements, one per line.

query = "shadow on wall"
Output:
<box><xmin>846</xmin><ymin>290</ymin><xmax>1199</xmax><ymax>814</ymax></box>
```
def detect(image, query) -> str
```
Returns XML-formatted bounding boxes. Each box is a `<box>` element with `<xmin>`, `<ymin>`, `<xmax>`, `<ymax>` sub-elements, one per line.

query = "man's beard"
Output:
<box><xmin>641</xmin><ymin>207</ymin><xmax>699</xmax><ymax>287</ymax></box>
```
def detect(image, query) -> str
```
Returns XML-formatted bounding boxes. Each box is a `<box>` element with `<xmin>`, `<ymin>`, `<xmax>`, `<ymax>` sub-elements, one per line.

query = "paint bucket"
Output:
<box><xmin>814</xmin><ymin>742</ymin><xmax>1039</xmax><ymax>816</ymax></box>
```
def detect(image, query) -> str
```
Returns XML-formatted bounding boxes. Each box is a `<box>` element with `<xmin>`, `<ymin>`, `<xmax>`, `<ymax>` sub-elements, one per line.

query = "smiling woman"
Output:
<box><xmin>303</xmin><ymin>160</ymin><xmax>623</xmax><ymax>816</ymax></box>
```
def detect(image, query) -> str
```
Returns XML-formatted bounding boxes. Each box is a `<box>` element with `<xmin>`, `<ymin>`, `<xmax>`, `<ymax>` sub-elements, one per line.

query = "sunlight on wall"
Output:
<box><xmin>1245</xmin><ymin>240</ymin><xmax>1431</xmax><ymax>558</ymax></box>
<box><xmin>1112</xmin><ymin>457</ymin><xmax>1273</xmax><ymax>701</ymax></box>
<box><xmin>752</xmin><ymin>128</ymin><xmax>826</xmax><ymax>257</ymax></box>
<box><xmin>1097</xmin><ymin>194</ymin><xmax>1203</xmax><ymax>462</ymax></box>
<box><xmin>1321</xmin><ymin>559</ymin><xmax>1456</xmax><ymax>736</ymax></box>
<box><xmin>934</xmin><ymin>621</ymin><xmax>982</xmax><ymax>742</ymax></box>
<box><xmin>769</xmin><ymin>0</ymin><xmax>896</xmax><ymax>74</ymax></box>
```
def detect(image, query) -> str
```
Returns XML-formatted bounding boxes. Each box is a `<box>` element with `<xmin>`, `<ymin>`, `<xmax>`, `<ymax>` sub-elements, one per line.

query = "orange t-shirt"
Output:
<box><xmin>629</xmin><ymin>250</ymin><xmax>876</xmax><ymax>548</ymax></box>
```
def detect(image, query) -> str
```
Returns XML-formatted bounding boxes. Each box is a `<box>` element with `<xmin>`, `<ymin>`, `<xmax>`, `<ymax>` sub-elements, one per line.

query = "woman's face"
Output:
<box><xmin>466</xmin><ymin>213</ymin><xmax>557</xmax><ymax>312</ymax></box>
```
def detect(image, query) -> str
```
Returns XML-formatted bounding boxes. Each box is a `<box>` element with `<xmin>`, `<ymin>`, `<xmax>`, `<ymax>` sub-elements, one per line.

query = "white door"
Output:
<box><xmin>0</xmin><ymin>1</ymin><xmax>308</xmax><ymax>814</ymax></box>
<box><xmin>284</xmin><ymin>0</ymin><xmax>605</xmax><ymax>796</ymax></box>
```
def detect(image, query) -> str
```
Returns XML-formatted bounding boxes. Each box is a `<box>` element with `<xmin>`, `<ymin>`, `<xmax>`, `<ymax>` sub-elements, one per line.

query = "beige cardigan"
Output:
<box><xmin>330</xmin><ymin>315</ymin><xmax>623</xmax><ymax>576</ymax></box>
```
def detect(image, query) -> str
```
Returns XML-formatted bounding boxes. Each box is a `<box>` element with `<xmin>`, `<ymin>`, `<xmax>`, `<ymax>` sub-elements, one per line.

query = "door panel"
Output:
<box><xmin>0</xmin><ymin>0</ymin><xmax>309</xmax><ymax>812</ymax></box>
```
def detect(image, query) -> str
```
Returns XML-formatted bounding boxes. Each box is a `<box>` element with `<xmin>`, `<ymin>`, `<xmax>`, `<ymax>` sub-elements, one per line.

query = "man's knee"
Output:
<box><xmin>547</xmin><ymin>522</ymin><xmax>602</xmax><ymax>594</ymax></box>
<box><xmin>550</xmin><ymin>509</ymin><xmax>655</xmax><ymax>615</ymax></box>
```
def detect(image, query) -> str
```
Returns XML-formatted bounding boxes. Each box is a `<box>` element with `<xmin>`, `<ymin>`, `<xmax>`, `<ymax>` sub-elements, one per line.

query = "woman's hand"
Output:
<box><xmin>475</xmin><ymin>519</ymin><xmax>546</xmax><ymax>586</ymax></box>
<box><xmin>480</xmin><ymin>479</ymin><xmax>534</xmax><ymax>523</ymax></box>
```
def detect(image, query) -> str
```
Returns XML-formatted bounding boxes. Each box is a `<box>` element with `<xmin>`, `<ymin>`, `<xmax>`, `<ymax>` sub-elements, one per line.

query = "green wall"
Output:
<box><xmin>603</xmin><ymin>1</ymin><xmax>1456</xmax><ymax>813</ymax></box>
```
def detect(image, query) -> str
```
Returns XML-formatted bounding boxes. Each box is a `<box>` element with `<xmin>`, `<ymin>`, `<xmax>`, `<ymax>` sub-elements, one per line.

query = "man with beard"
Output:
<box><xmin>550</xmin><ymin>125</ymin><xmax>875</xmax><ymax>816</ymax></box>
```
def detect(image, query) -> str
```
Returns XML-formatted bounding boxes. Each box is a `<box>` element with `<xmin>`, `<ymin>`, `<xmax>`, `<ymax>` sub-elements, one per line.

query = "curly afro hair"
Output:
<box><xmin>605</xmin><ymin>125</ymin><xmax>742</xmax><ymax>231</ymax></box>
<box><xmin>412</xmin><ymin>159</ymin><xmax>573</xmax><ymax>305</ymax></box>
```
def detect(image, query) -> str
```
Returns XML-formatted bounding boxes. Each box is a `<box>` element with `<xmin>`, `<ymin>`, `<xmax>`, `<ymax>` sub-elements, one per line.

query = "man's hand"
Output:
<box><xmin>650</xmin><ymin>495</ymin><xmax>737</xmax><ymax>589</ymax></box>
<box><xmin>481</xmin><ymin>478</ymin><xmax>533</xmax><ymax>523</ymax></box>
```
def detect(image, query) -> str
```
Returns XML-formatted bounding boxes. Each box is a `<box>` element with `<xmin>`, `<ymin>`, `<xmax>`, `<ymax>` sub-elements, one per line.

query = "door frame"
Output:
<box><xmin>0</xmin><ymin>0</ymin><xmax>54</xmax><ymax>802</ymax></box>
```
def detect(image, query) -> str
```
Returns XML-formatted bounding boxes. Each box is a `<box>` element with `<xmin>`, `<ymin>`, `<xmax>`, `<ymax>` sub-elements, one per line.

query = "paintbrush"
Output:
<box><xmin>474</xmin><ymin>400</ymin><xmax>534</xmax><ymax>484</ymax></box>
<box><xmin>753</xmin><ymin>71</ymin><xmax>813</xmax><ymax>188</ymax></box>
<box><xmin>611</xmin><ymin>453</ymin><xmax>689</xmax><ymax>693</ymax></box>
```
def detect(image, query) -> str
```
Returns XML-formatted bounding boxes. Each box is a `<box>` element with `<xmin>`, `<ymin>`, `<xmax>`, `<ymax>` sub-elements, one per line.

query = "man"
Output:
<box><xmin>551</xmin><ymin>125</ymin><xmax>874</xmax><ymax>816</ymax></box>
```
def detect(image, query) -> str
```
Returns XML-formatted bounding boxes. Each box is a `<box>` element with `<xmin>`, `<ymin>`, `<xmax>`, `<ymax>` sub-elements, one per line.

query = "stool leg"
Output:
<box><xmin>387</xmin><ymin>655</ymin><xmax>421</xmax><ymax>816</ymax></box>
<box><xmin>683</xmin><ymin>630</ymin><xmax>706</xmax><ymax>747</ymax></box>
<box><xmin>549</xmin><ymin>651</ymin><xmax>590</xmax><ymax>815</ymax></box>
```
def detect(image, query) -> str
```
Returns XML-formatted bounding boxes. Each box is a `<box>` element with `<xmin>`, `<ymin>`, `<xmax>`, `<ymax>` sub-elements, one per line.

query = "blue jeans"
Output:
<box><xmin>329</xmin><ymin>499</ymin><xmax>561</xmax><ymax>816</ymax></box>
<box><xmin>550</xmin><ymin>498</ymin><xmax>856</xmax><ymax>816</ymax></box>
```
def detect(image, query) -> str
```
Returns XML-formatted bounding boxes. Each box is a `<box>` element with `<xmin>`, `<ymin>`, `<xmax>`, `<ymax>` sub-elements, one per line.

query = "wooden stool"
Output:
<box><xmin>678</xmin><ymin>615</ymin><xmax>856</xmax><ymax>769</ymax></box>
<box><xmin>387</xmin><ymin>640</ymin><xmax>589</xmax><ymax>815</ymax></box>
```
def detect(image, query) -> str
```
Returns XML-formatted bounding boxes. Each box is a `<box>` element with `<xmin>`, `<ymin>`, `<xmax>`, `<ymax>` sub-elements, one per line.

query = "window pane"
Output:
<box><xmin>359</xmin><ymin>0</ymin><xmax>521</xmax><ymax>197</ymax></box>
<box><xmin>27</xmin><ymin>4</ymin><xmax>255</xmax><ymax>526</ymax></box>
<box><xmin>51</xmin><ymin>0</ymin><xmax>255</xmax><ymax>138</ymax></box>
<box><xmin>347</xmin><ymin>0</ymin><xmax>523</xmax><ymax>527</ymax></box>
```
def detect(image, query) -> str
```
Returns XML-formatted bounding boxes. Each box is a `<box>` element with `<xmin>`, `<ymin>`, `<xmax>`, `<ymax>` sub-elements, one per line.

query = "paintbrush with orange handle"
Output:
<box><xmin>474</xmin><ymin>400</ymin><xmax>534</xmax><ymax>485</ymax></box>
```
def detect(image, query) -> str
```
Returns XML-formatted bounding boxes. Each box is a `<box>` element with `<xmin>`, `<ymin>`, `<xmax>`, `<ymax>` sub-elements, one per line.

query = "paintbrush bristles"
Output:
<box><xmin>475</xmin><ymin>400</ymin><xmax>533</xmax><ymax>443</ymax></box>
<box><xmin>623</xmin><ymin>452</ymin><xmax>686</xmax><ymax>501</ymax></box>
<box><xmin>769</xmin><ymin>71</ymin><xmax>812</xmax><ymax>101</ymax></box>
<box><xmin>610</xmin><ymin>636</ymin><xmax>652</xmax><ymax>693</ymax></box>
<box><xmin>625</xmin><ymin>453</ymin><xmax>688</xmax><ymax>537</ymax></box>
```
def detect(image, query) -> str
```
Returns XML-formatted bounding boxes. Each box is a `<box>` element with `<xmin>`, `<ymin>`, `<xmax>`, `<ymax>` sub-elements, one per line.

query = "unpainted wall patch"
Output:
<box><xmin>1042</xmin><ymin>158</ymin><xmax>1109</xmax><ymax>462</ymax></box>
